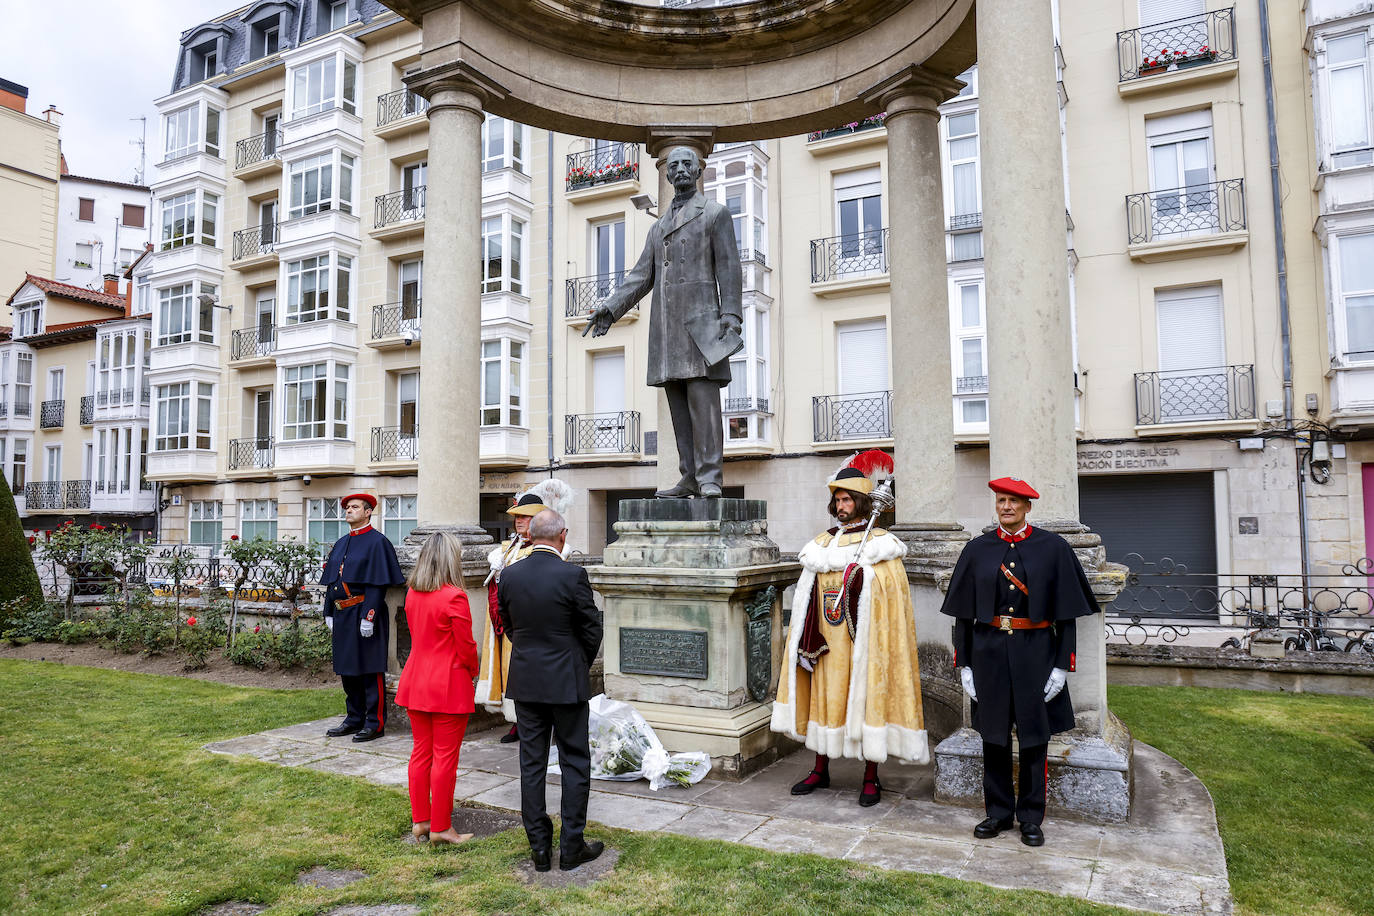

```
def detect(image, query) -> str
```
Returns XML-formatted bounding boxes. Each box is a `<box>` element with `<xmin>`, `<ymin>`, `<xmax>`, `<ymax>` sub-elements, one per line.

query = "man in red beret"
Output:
<box><xmin>939</xmin><ymin>477</ymin><xmax>1099</xmax><ymax>846</ymax></box>
<box><xmin>321</xmin><ymin>493</ymin><xmax>405</xmax><ymax>742</ymax></box>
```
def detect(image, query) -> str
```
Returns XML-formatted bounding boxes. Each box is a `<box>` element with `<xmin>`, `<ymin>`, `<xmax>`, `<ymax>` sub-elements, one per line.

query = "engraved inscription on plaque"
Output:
<box><xmin>619</xmin><ymin>627</ymin><xmax>709</xmax><ymax>679</ymax></box>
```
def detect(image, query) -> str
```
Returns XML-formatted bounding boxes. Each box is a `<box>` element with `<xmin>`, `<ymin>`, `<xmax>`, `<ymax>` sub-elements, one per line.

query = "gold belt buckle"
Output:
<box><xmin>1000</xmin><ymin>617</ymin><xmax>1014</xmax><ymax>634</ymax></box>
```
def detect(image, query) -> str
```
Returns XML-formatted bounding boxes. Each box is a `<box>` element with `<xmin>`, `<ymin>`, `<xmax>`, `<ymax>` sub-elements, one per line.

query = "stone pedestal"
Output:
<box><xmin>932</xmin><ymin>521</ymin><xmax>1134</xmax><ymax>823</ymax></box>
<box><xmin>589</xmin><ymin>498</ymin><xmax>800</xmax><ymax>779</ymax></box>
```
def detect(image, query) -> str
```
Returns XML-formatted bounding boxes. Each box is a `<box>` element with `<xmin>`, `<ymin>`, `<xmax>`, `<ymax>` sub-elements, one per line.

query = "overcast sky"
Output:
<box><xmin>7</xmin><ymin>0</ymin><xmax>239</xmax><ymax>184</ymax></box>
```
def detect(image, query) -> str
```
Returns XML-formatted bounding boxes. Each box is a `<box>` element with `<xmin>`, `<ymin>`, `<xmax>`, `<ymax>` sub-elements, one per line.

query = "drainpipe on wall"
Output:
<box><xmin>546</xmin><ymin>130</ymin><xmax>556</xmax><ymax>473</ymax></box>
<box><xmin>1258</xmin><ymin>0</ymin><xmax>1308</xmax><ymax>577</ymax></box>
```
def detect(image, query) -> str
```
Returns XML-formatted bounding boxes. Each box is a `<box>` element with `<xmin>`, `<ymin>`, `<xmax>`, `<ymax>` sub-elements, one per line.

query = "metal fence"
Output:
<box><xmin>1106</xmin><ymin>554</ymin><xmax>1374</xmax><ymax>653</ymax></box>
<box><xmin>233</xmin><ymin>222</ymin><xmax>277</xmax><ymax>259</ymax></box>
<box><xmin>1134</xmin><ymin>364</ymin><xmax>1255</xmax><ymax>425</ymax></box>
<box><xmin>372</xmin><ymin>300</ymin><xmax>422</xmax><ymax>339</ymax></box>
<box><xmin>810</xmin><ymin>228</ymin><xmax>889</xmax><ymax>282</ymax></box>
<box><xmin>1117</xmin><ymin>7</ymin><xmax>1236</xmax><ymax>81</ymax></box>
<box><xmin>80</xmin><ymin>395</ymin><xmax>94</xmax><ymax>425</ymax></box>
<box><xmin>230</xmin><ymin>325</ymin><xmax>276</xmax><ymax>361</ymax></box>
<box><xmin>40</xmin><ymin>399</ymin><xmax>64</xmax><ymax>428</ymax></box>
<box><xmin>1125</xmin><ymin>178</ymin><xmax>1246</xmax><ymax>244</ymax></box>
<box><xmin>235</xmin><ymin>128</ymin><xmax>281</xmax><ymax>169</ymax></box>
<box><xmin>812</xmin><ymin>390</ymin><xmax>892</xmax><ymax>442</ymax></box>
<box><xmin>25</xmin><ymin>480</ymin><xmax>63</xmax><ymax>510</ymax></box>
<box><xmin>375</xmin><ymin>185</ymin><xmax>426</xmax><ymax>227</ymax></box>
<box><xmin>957</xmin><ymin>375</ymin><xmax>988</xmax><ymax>394</ymax></box>
<box><xmin>228</xmin><ymin>437</ymin><xmax>274</xmax><ymax>470</ymax></box>
<box><xmin>565</xmin><ymin>143</ymin><xmax>640</xmax><ymax>191</ymax></box>
<box><xmin>565</xmin><ymin>411</ymin><xmax>641</xmax><ymax>455</ymax></box>
<box><xmin>65</xmin><ymin>479</ymin><xmax>91</xmax><ymax>509</ymax></box>
<box><xmin>725</xmin><ymin>396</ymin><xmax>770</xmax><ymax>412</ymax></box>
<box><xmin>565</xmin><ymin>272</ymin><xmax>626</xmax><ymax>318</ymax></box>
<box><xmin>377</xmin><ymin>88</ymin><xmax>429</xmax><ymax>126</ymax></box>
<box><xmin>371</xmin><ymin>426</ymin><xmax>419</xmax><ymax>462</ymax></box>
<box><xmin>14</xmin><ymin>398</ymin><xmax>31</xmax><ymax>418</ymax></box>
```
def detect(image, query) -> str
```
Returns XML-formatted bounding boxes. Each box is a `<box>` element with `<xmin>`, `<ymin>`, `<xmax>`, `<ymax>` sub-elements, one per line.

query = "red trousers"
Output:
<box><xmin>407</xmin><ymin>710</ymin><xmax>469</xmax><ymax>832</ymax></box>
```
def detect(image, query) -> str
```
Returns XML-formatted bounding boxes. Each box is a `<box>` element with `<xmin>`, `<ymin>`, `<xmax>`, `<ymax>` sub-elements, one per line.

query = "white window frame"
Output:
<box><xmin>381</xmin><ymin>494</ymin><xmax>418</xmax><ymax>546</ymax></box>
<box><xmin>282</xmin><ymin>361</ymin><xmax>350</xmax><ymax>441</ymax></box>
<box><xmin>158</xmin><ymin>188</ymin><xmax>218</xmax><ymax>250</ymax></box>
<box><xmin>14</xmin><ymin>301</ymin><xmax>41</xmax><ymax>337</ymax></box>
<box><xmin>15</xmin><ymin>352</ymin><xmax>33</xmax><ymax>414</ymax></box>
<box><xmin>480</xmin><ymin>338</ymin><xmax>526</xmax><ymax>427</ymax></box>
<box><xmin>482</xmin><ymin>214</ymin><xmax>525</xmax><ymax>295</ymax></box>
<box><xmin>289</xmin><ymin>52</ymin><xmax>357</xmax><ymax>120</ymax></box>
<box><xmin>287</xmin><ymin>150</ymin><xmax>354</xmax><ymax>219</ymax></box>
<box><xmin>483</xmin><ymin>115</ymin><xmax>527</xmax><ymax>173</ymax></box>
<box><xmin>832</xmin><ymin>167</ymin><xmax>884</xmax><ymax>275</ymax></box>
<box><xmin>154</xmin><ymin>381</ymin><xmax>213</xmax><ymax>451</ymax></box>
<box><xmin>1332</xmin><ymin>230</ymin><xmax>1374</xmax><ymax>365</ymax></box>
<box><xmin>189</xmin><ymin>500</ymin><xmax>223</xmax><ymax>547</ymax></box>
<box><xmin>162</xmin><ymin>101</ymin><xmax>222</xmax><ymax>161</ymax></box>
<box><xmin>285</xmin><ymin>252</ymin><xmax>351</xmax><ymax>324</ymax></box>
<box><xmin>950</xmin><ymin>278</ymin><xmax>989</xmax><ymax>433</ymax></box>
<box><xmin>156</xmin><ymin>281</ymin><xmax>216</xmax><ymax>346</ymax></box>
<box><xmin>240</xmin><ymin>498</ymin><xmax>279</xmax><ymax>541</ymax></box>
<box><xmin>1318</xmin><ymin>29</ymin><xmax>1374</xmax><ymax>169</ymax></box>
<box><xmin>306</xmin><ymin>496</ymin><xmax>348</xmax><ymax>544</ymax></box>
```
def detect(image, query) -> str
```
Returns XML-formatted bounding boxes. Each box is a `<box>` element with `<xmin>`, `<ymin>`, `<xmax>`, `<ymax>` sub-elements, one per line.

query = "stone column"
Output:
<box><xmin>862</xmin><ymin>67</ymin><xmax>969</xmax><ymax>739</ymax></box>
<box><xmin>645</xmin><ymin>126</ymin><xmax>715</xmax><ymax>493</ymax></box>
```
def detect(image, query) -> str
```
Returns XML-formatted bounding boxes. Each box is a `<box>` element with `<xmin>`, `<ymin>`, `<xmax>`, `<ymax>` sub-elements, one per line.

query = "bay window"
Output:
<box><xmin>285</xmin><ymin>252</ymin><xmax>351</xmax><ymax>323</ymax></box>
<box><xmin>1321</xmin><ymin>32</ymin><xmax>1374</xmax><ymax>168</ymax></box>
<box><xmin>157</xmin><ymin>282</ymin><xmax>216</xmax><ymax>346</ymax></box>
<box><xmin>480</xmin><ymin>338</ymin><xmax>525</xmax><ymax>426</ymax></box>
<box><xmin>482</xmin><ymin>214</ymin><xmax>525</xmax><ymax>294</ymax></box>
<box><xmin>287</xmin><ymin>151</ymin><xmax>354</xmax><ymax>218</ymax></box>
<box><xmin>155</xmin><ymin>381</ymin><xmax>213</xmax><ymax>450</ymax></box>
<box><xmin>951</xmin><ymin>280</ymin><xmax>988</xmax><ymax>431</ymax></box>
<box><xmin>97</xmin><ymin>329</ymin><xmax>141</xmax><ymax>405</ymax></box>
<box><xmin>722</xmin><ymin>306</ymin><xmax>770</xmax><ymax>441</ymax></box>
<box><xmin>159</xmin><ymin>188</ymin><xmax>217</xmax><ymax>249</ymax></box>
<box><xmin>283</xmin><ymin>361</ymin><xmax>349</xmax><ymax>440</ymax></box>
<box><xmin>162</xmin><ymin>102</ymin><xmax>224</xmax><ymax>161</ymax></box>
<box><xmin>483</xmin><ymin>115</ymin><xmax>527</xmax><ymax>173</ymax></box>
<box><xmin>289</xmin><ymin>53</ymin><xmax>358</xmax><ymax>119</ymax></box>
<box><xmin>1334</xmin><ymin>232</ymin><xmax>1374</xmax><ymax>364</ymax></box>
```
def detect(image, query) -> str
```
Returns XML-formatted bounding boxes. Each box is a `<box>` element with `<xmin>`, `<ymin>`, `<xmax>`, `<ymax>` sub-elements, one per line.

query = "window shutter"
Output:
<box><xmin>1138</xmin><ymin>0</ymin><xmax>1204</xmax><ymax>27</ymax></box>
<box><xmin>592</xmin><ymin>351</ymin><xmax>625</xmax><ymax>414</ymax></box>
<box><xmin>79</xmin><ymin>198</ymin><xmax>94</xmax><ymax>221</ymax></box>
<box><xmin>1157</xmin><ymin>289</ymin><xmax>1223</xmax><ymax>371</ymax></box>
<box><xmin>838</xmin><ymin>321</ymin><xmax>889</xmax><ymax>394</ymax></box>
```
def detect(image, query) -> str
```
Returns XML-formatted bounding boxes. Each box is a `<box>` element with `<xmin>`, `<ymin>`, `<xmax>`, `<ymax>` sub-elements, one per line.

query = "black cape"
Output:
<box><xmin>321</xmin><ymin>527</ymin><xmax>405</xmax><ymax>676</ymax></box>
<box><xmin>941</xmin><ymin>526</ymin><xmax>1097</xmax><ymax>625</ymax></box>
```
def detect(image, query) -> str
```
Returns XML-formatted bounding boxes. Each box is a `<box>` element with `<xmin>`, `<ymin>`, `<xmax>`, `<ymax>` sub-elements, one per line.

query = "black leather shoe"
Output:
<box><xmin>858</xmin><ymin>779</ymin><xmax>882</xmax><ymax>807</ymax></box>
<box><xmin>499</xmin><ymin>725</ymin><xmax>519</xmax><ymax>744</ymax></box>
<box><xmin>973</xmin><ymin>816</ymin><xmax>1013</xmax><ymax>839</ymax></box>
<box><xmin>325</xmin><ymin>723</ymin><xmax>361</xmax><ymax>738</ymax></box>
<box><xmin>559</xmin><ymin>840</ymin><xmax>605</xmax><ymax>871</ymax></box>
<box><xmin>1020</xmin><ymin>823</ymin><xmax>1045</xmax><ymax>847</ymax></box>
<box><xmin>790</xmin><ymin>769</ymin><xmax>830</xmax><ymax>795</ymax></box>
<box><xmin>655</xmin><ymin>481</ymin><xmax>698</xmax><ymax>499</ymax></box>
<box><xmin>531</xmin><ymin>847</ymin><xmax>552</xmax><ymax>872</ymax></box>
<box><xmin>352</xmin><ymin>727</ymin><xmax>384</xmax><ymax>742</ymax></box>
<box><xmin>698</xmin><ymin>483</ymin><xmax>723</xmax><ymax>499</ymax></box>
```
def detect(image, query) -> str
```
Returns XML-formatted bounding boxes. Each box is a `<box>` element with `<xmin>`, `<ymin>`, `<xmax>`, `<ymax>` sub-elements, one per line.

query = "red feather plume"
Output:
<box><xmin>846</xmin><ymin>449</ymin><xmax>894</xmax><ymax>478</ymax></box>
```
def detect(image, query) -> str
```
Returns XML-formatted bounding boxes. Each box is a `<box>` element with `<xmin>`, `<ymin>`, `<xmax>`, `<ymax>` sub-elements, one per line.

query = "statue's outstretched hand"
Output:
<box><xmin>583</xmin><ymin>306</ymin><xmax>614</xmax><ymax>338</ymax></box>
<box><xmin>721</xmin><ymin>313</ymin><xmax>742</xmax><ymax>338</ymax></box>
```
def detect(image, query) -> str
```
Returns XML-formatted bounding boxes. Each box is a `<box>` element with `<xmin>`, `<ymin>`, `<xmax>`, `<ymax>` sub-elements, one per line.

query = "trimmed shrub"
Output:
<box><xmin>0</xmin><ymin>482</ymin><xmax>43</xmax><ymax>629</ymax></box>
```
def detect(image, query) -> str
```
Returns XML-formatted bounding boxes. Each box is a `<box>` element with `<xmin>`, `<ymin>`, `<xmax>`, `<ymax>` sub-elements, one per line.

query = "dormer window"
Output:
<box><xmin>263</xmin><ymin>26</ymin><xmax>280</xmax><ymax>55</ymax></box>
<box><xmin>289</xmin><ymin>53</ymin><xmax>358</xmax><ymax>119</ymax></box>
<box><xmin>330</xmin><ymin>0</ymin><xmax>347</xmax><ymax>30</ymax></box>
<box><xmin>14</xmin><ymin>301</ymin><xmax>41</xmax><ymax>338</ymax></box>
<box><xmin>201</xmin><ymin>50</ymin><xmax>218</xmax><ymax>81</ymax></box>
<box><xmin>246</xmin><ymin>1</ymin><xmax>294</xmax><ymax>60</ymax></box>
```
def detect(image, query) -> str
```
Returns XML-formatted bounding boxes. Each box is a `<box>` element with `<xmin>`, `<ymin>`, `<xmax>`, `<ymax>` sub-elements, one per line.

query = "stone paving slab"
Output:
<box><xmin>207</xmin><ymin>721</ymin><xmax>1232</xmax><ymax>915</ymax></box>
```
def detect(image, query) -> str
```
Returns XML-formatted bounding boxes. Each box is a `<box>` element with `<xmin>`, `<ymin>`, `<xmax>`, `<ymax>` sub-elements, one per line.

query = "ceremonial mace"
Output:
<box><xmin>834</xmin><ymin>476</ymin><xmax>897</xmax><ymax>609</ymax></box>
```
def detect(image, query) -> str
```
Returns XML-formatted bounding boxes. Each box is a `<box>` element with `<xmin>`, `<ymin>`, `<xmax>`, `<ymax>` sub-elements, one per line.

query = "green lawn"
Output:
<box><xmin>1108</xmin><ymin>685</ymin><xmax>1374</xmax><ymax>916</ymax></box>
<box><xmin>1</xmin><ymin>662</ymin><xmax>1369</xmax><ymax>916</ymax></box>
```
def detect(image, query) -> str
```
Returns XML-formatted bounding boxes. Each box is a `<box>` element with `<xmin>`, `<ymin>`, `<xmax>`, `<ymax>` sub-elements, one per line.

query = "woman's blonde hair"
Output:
<box><xmin>408</xmin><ymin>531</ymin><xmax>465</xmax><ymax>593</ymax></box>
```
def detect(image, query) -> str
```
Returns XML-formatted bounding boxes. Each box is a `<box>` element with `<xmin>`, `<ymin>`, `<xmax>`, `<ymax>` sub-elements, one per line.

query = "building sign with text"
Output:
<box><xmin>1077</xmin><ymin>445</ymin><xmax>1180</xmax><ymax>472</ymax></box>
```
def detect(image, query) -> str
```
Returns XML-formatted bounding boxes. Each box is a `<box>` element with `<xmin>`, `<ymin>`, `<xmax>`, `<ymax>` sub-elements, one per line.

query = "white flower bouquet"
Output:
<box><xmin>549</xmin><ymin>695</ymin><xmax>712</xmax><ymax>790</ymax></box>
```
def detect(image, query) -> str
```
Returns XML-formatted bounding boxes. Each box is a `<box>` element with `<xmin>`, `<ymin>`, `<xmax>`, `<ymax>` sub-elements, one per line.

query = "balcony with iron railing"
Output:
<box><xmin>372</xmin><ymin>426</ymin><xmax>419</xmax><ymax>462</ymax></box>
<box><xmin>956</xmin><ymin>375</ymin><xmax>988</xmax><ymax>395</ymax></box>
<box><xmin>80</xmin><ymin>395</ymin><xmax>94</xmax><ymax>425</ymax></box>
<box><xmin>25</xmin><ymin>480</ymin><xmax>63</xmax><ymax>510</ymax></box>
<box><xmin>724</xmin><ymin>396</ymin><xmax>770</xmax><ymax>413</ymax></box>
<box><xmin>371</xmin><ymin>299</ymin><xmax>422</xmax><ymax>343</ymax></box>
<box><xmin>94</xmin><ymin>386</ymin><xmax>151</xmax><ymax>408</ymax></box>
<box><xmin>566</xmin><ymin>143</ymin><xmax>640</xmax><ymax>194</ymax></box>
<box><xmin>234</xmin><ymin>128</ymin><xmax>282</xmax><ymax>172</ymax></box>
<box><xmin>0</xmin><ymin>400</ymin><xmax>7</xmax><ymax>419</ymax></box>
<box><xmin>813</xmin><ymin>390</ymin><xmax>892</xmax><ymax>442</ymax></box>
<box><xmin>1117</xmin><ymin>8</ymin><xmax>1236</xmax><ymax>84</ymax></box>
<box><xmin>231</xmin><ymin>325</ymin><xmax>276</xmax><ymax>362</ymax></box>
<box><xmin>810</xmin><ymin>228</ymin><xmax>889</xmax><ymax>288</ymax></box>
<box><xmin>232</xmin><ymin>222</ymin><xmax>278</xmax><ymax>261</ymax></box>
<box><xmin>13</xmin><ymin>398</ymin><xmax>32</xmax><ymax>419</ymax></box>
<box><xmin>564</xmin><ymin>411</ymin><xmax>641</xmax><ymax>456</ymax></box>
<box><xmin>1134</xmin><ymin>364</ymin><xmax>1255</xmax><ymax>427</ymax></box>
<box><xmin>1125</xmin><ymin>179</ymin><xmax>1247</xmax><ymax>260</ymax></box>
<box><xmin>377</xmin><ymin>89</ymin><xmax>429</xmax><ymax>133</ymax></box>
<box><xmin>227</xmin><ymin>437</ymin><xmax>275</xmax><ymax>471</ymax></box>
<box><xmin>807</xmin><ymin>113</ymin><xmax>887</xmax><ymax>145</ymax></box>
<box><xmin>373</xmin><ymin>186</ymin><xmax>425</xmax><ymax>236</ymax></box>
<box><xmin>565</xmin><ymin>272</ymin><xmax>627</xmax><ymax>319</ymax></box>
<box><xmin>39</xmin><ymin>399</ymin><xmax>64</xmax><ymax>429</ymax></box>
<box><xmin>65</xmin><ymin>479</ymin><xmax>91</xmax><ymax>509</ymax></box>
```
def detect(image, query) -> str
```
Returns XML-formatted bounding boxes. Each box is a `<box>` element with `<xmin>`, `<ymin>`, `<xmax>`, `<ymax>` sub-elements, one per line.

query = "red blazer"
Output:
<box><xmin>395</xmin><ymin>584</ymin><xmax>479</xmax><ymax>714</ymax></box>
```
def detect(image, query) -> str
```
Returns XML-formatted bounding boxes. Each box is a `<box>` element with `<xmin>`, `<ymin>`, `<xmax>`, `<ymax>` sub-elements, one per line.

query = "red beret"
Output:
<box><xmin>988</xmin><ymin>477</ymin><xmax>1040</xmax><ymax>500</ymax></box>
<box><xmin>340</xmin><ymin>492</ymin><xmax>377</xmax><ymax>509</ymax></box>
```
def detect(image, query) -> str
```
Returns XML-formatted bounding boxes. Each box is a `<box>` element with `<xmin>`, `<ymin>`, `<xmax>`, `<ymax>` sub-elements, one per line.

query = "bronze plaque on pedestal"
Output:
<box><xmin>619</xmin><ymin>627</ymin><xmax>709</xmax><ymax>679</ymax></box>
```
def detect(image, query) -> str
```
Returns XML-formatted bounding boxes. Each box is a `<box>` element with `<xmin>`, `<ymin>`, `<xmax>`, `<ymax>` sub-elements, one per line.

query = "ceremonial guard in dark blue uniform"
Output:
<box><xmin>321</xmin><ymin>492</ymin><xmax>405</xmax><ymax>742</ymax></box>
<box><xmin>940</xmin><ymin>477</ymin><xmax>1098</xmax><ymax>846</ymax></box>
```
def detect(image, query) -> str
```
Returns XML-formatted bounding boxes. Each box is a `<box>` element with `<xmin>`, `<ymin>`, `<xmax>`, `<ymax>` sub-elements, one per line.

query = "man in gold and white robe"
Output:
<box><xmin>770</xmin><ymin>463</ymin><xmax>927</xmax><ymax>805</ymax></box>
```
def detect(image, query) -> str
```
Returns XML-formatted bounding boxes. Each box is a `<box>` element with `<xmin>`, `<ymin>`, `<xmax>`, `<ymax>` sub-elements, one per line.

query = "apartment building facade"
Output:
<box><xmin>55</xmin><ymin>174</ymin><xmax>152</xmax><ymax>290</ymax></box>
<box><xmin>0</xmin><ymin>79</ymin><xmax>61</xmax><ymax>301</ymax></box>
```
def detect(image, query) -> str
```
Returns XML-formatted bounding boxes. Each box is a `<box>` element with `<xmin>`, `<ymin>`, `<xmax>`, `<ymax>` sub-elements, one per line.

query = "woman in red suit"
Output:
<box><xmin>396</xmin><ymin>531</ymin><xmax>480</xmax><ymax>845</ymax></box>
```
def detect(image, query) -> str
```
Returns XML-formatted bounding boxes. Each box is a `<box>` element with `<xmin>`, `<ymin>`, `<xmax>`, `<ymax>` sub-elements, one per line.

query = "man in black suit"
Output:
<box><xmin>497</xmin><ymin>508</ymin><xmax>605</xmax><ymax>872</ymax></box>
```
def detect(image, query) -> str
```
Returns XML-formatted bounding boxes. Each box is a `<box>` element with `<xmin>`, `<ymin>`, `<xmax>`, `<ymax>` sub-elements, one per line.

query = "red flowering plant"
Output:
<box><xmin>223</xmin><ymin>534</ymin><xmax>274</xmax><ymax>647</ymax></box>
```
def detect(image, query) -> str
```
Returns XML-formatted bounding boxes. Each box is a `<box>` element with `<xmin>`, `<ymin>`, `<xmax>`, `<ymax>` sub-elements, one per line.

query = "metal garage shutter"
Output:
<box><xmin>1079</xmin><ymin>472</ymin><xmax>1216</xmax><ymax>617</ymax></box>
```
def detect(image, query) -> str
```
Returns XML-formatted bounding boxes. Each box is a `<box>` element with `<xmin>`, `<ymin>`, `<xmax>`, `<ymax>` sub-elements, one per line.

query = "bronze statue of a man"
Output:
<box><xmin>585</xmin><ymin>146</ymin><xmax>743</xmax><ymax>499</ymax></box>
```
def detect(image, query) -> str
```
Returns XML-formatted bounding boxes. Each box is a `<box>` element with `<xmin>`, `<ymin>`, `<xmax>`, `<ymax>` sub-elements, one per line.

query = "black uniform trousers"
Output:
<box><xmin>514</xmin><ymin>700</ymin><xmax>592</xmax><ymax>854</ymax></box>
<box><xmin>984</xmin><ymin>738</ymin><xmax>1049</xmax><ymax>826</ymax></box>
<box><xmin>340</xmin><ymin>672</ymin><xmax>386</xmax><ymax>731</ymax></box>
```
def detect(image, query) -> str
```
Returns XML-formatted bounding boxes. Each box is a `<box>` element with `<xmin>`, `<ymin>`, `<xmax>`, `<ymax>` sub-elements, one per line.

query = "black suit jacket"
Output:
<box><xmin>497</xmin><ymin>547</ymin><xmax>603</xmax><ymax>704</ymax></box>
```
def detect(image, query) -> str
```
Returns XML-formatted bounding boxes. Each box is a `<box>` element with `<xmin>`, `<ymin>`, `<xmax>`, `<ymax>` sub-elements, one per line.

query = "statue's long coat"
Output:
<box><xmin>604</xmin><ymin>191</ymin><xmax>744</xmax><ymax>387</ymax></box>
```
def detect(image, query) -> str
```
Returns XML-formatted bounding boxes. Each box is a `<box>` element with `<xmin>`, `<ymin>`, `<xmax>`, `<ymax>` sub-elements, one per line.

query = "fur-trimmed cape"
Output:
<box><xmin>770</xmin><ymin>529</ymin><xmax>929</xmax><ymax>765</ymax></box>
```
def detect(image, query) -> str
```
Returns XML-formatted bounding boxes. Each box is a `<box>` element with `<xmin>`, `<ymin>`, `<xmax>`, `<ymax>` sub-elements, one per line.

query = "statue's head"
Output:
<box><xmin>666</xmin><ymin>146</ymin><xmax>702</xmax><ymax>192</ymax></box>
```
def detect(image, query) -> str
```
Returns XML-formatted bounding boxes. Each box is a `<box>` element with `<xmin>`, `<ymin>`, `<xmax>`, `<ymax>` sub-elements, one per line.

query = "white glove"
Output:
<box><xmin>325</xmin><ymin>616</ymin><xmax>334</xmax><ymax>632</ymax></box>
<box><xmin>1044</xmin><ymin>667</ymin><xmax>1068</xmax><ymax>702</ymax></box>
<box><xmin>360</xmin><ymin>618</ymin><xmax>375</xmax><ymax>638</ymax></box>
<box><xmin>960</xmin><ymin>666</ymin><xmax>977</xmax><ymax>702</ymax></box>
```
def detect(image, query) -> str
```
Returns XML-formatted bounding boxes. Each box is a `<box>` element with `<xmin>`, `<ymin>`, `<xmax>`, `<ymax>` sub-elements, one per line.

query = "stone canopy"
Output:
<box><xmin>387</xmin><ymin>0</ymin><xmax>975</xmax><ymax>141</ymax></box>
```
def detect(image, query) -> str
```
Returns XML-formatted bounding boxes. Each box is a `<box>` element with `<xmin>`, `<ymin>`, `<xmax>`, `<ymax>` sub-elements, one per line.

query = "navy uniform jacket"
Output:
<box><xmin>940</xmin><ymin>526</ymin><xmax>1098</xmax><ymax>746</ymax></box>
<box><xmin>320</xmin><ymin>525</ymin><xmax>405</xmax><ymax>676</ymax></box>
